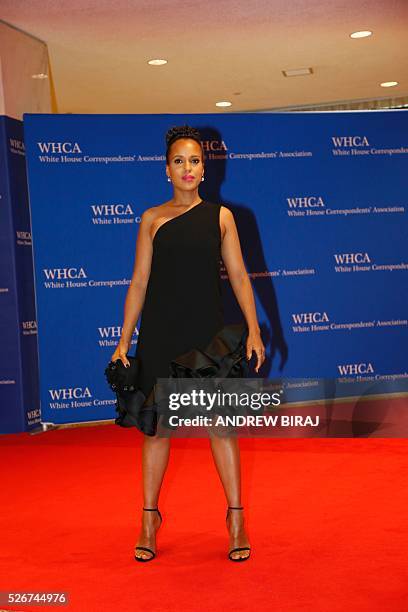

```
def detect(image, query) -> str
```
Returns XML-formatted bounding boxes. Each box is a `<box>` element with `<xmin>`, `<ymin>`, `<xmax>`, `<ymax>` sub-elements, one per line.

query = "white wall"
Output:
<box><xmin>0</xmin><ymin>21</ymin><xmax>51</xmax><ymax>119</ymax></box>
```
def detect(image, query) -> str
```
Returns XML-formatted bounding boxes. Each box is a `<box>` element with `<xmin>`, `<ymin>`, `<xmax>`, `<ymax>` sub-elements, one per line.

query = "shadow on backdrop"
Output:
<box><xmin>198</xmin><ymin>125</ymin><xmax>288</xmax><ymax>378</ymax></box>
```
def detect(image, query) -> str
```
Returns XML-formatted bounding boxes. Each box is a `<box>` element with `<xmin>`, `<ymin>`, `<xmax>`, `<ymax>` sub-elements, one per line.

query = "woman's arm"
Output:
<box><xmin>111</xmin><ymin>208</ymin><xmax>155</xmax><ymax>365</ymax></box>
<box><xmin>220</xmin><ymin>206</ymin><xmax>265</xmax><ymax>373</ymax></box>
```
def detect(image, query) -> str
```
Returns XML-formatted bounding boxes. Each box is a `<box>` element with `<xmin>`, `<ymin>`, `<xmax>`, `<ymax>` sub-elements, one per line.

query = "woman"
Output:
<box><xmin>111</xmin><ymin>125</ymin><xmax>265</xmax><ymax>562</ymax></box>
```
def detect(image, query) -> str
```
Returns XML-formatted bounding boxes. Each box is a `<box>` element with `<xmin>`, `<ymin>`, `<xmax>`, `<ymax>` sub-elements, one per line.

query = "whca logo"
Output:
<box><xmin>292</xmin><ymin>312</ymin><xmax>329</xmax><ymax>324</ymax></box>
<box><xmin>91</xmin><ymin>204</ymin><xmax>135</xmax><ymax>216</ymax></box>
<box><xmin>334</xmin><ymin>253</ymin><xmax>371</xmax><ymax>265</ymax></box>
<box><xmin>22</xmin><ymin>320</ymin><xmax>37</xmax><ymax>331</ymax></box>
<box><xmin>331</xmin><ymin>136</ymin><xmax>370</xmax><ymax>147</ymax></box>
<box><xmin>16</xmin><ymin>230</ymin><xmax>32</xmax><ymax>240</ymax></box>
<box><xmin>98</xmin><ymin>326</ymin><xmax>122</xmax><ymax>338</ymax></box>
<box><xmin>37</xmin><ymin>142</ymin><xmax>82</xmax><ymax>154</ymax></box>
<box><xmin>10</xmin><ymin>138</ymin><xmax>25</xmax><ymax>151</ymax></box>
<box><xmin>201</xmin><ymin>139</ymin><xmax>227</xmax><ymax>151</ymax></box>
<box><xmin>27</xmin><ymin>409</ymin><xmax>41</xmax><ymax>419</ymax></box>
<box><xmin>337</xmin><ymin>363</ymin><xmax>374</xmax><ymax>375</ymax></box>
<box><xmin>48</xmin><ymin>387</ymin><xmax>92</xmax><ymax>400</ymax></box>
<box><xmin>286</xmin><ymin>196</ymin><xmax>325</xmax><ymax>209</ymax></box>
<box><xmin>43</xmin><ymin>267</ymin><xmax>87</xmax><ymax>280</ymax></box>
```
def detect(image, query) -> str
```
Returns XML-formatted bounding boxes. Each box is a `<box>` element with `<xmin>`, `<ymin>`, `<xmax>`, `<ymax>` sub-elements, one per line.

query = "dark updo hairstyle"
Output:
<box><xmin>165</xmin><ymin>124</ymin><xmax>204</xmax><ymax>164</ymax></box>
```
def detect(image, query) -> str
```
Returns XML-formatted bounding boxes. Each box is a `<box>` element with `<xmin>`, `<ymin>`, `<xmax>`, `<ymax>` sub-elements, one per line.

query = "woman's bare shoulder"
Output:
<box><xmin>220</xmin><ymin>204</ymin><xmax>233</xmax><ymax>213</ymax></box>
<box><xmin>220</xmin><ymin>205</ymin><xmax>234</xmax><ymax>223</ymax></box>
<box><xmin>142</xmin><ymin>201</ymin><xmax>172</xmax><ymax>220</ymax></box>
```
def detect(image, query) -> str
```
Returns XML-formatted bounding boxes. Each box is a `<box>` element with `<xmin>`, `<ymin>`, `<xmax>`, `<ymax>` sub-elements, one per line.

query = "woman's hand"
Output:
<box><xmin>246</xmin><ymin>330</ymin><xmax>265</xmax><ymax>373</ymax></box>
<box><xmin>110</xmin><ymin>338</ymin><xmax>131</xmax><ymax>368</ymax></box>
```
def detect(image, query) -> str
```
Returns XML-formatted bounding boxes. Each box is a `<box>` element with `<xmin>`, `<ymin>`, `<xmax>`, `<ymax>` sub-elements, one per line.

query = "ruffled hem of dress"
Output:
<box><xmin>112</xmin><ymin>322</ymin><xmax>249</xmax><ymax>436</ymax></box>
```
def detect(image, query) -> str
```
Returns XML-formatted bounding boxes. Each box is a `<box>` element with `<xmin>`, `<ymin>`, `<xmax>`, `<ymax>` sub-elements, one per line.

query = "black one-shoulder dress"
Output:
<box><xmin>114</xmin><ymin>200</ymin><xmax>248</xmax><ymax>435</ymax></box>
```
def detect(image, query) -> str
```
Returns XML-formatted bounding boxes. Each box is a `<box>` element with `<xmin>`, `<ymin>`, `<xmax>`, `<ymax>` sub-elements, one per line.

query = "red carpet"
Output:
<box><xmin>1</xmin><ymin>425</ymin><xmax>407</xmax><ymax>611</ymax></box>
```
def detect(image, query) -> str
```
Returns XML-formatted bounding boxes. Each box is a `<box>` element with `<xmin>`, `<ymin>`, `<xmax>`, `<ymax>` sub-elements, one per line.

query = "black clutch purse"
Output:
<box><xmin>104</xmin><ymin>356</ymin><xmax>139</xmax><ymax>393</ymax></box>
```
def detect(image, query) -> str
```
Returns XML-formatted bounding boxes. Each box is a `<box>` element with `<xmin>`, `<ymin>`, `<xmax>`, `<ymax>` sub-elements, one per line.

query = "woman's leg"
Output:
<box><xmin>209</xmin><ymin>435</ymin><xmax>250</xmax><ymax>559</ymax></box>
<box><xmin>135</xmin><ymin>434</ymin><xmax>171</xmax><ymax>560</ymax></box>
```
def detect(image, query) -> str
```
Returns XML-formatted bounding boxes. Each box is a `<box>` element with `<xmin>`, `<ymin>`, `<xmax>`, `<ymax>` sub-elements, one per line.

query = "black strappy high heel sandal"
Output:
<box><xmin>134</xmin><ymin>507</ymin><xmax>162</xmax><ymax>562</ymax></box>
<box><xmin>226</xmin><ymin>506</ymin><xmax>251</xmax><ymax>562</ymax></box>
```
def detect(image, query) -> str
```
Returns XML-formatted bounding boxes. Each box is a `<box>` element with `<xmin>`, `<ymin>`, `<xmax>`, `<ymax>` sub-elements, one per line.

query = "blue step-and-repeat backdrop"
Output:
<box><xmin>0</xmin><ymin>116</ymin><xmax>40</xmax><ymax>433</ymax></box>
<box><xmin>23</xmin><ymin>112</ymin><xmax>408</xmax><ymax>426</ymax></box>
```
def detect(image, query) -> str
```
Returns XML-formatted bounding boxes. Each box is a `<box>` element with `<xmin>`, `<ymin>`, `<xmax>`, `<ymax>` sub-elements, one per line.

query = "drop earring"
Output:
<box><xmin>167</xmin><ymin>176</ymin><xmax>171</xmax><ymax>182</ymax></box>
<box><xmin>201</xmin><ymin>175</ymin><xmax>205</xmax><ymax>182</ymax></box>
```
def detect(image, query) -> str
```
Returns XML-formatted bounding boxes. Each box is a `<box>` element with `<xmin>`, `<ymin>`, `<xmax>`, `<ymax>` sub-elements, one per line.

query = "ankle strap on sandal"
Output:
<box><xmin>143</xmin><ymin>507</ymin><xmax>162</xmax><ymax>522</ymax></box>
<box><xmin>226</xmin><ymin>506</ymin><xmax>244</xmax><ymax>520</ymax></box>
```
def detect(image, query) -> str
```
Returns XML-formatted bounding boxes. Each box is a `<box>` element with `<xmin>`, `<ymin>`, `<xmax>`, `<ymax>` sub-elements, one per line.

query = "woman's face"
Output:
<box><xmin>166</xmin><ymin>138</ymin><xmax>204</xmax><ymax>191</ymax></box>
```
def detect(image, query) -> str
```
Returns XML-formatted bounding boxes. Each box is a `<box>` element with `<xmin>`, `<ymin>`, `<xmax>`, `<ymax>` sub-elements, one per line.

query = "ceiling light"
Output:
<box><xmin>350</xmin><ymin>30</ymin><xmax>373</xmax><ymax>39</ymax></box>
<box><xmin>215</xmin><ymin>101</ymin><xmax>232</xmax><ymax>107</ymax></box>
<box><xmin>32</xmin><ymin>73</ymin><xmax>48</xmax><ymax>79</ymax></box>
<box><xmin>282</xmin><ymin>68</ymin><xmax>313</xmax><ymax>77</ymax></box>
<box><xmin>147</xmin><ymin>59</ymin><xmax>167</xmax><ymax>66</ymax></box>
<box><xmin>380</xmin><ymin>81</ymin><xmax>398</xmax><ymax>87</ymax></box>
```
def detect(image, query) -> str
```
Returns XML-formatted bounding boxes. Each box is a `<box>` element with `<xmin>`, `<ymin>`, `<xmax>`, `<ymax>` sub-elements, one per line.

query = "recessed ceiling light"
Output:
<box><xmin>380</xmin><ymin>81</ymin><xmax>398</xmax><ymax>87</ymax></box>
<box><xmin>215</xmin><ymin>101</ymin><xmax>232</xmax><ymax>107</ymax></box>
<box><xmin>32</xmin><ymin>73</ymin><xmax>48</xmax><ymax>79</ymax></box>
<box><xmin>282</xmin><ymin>67</ymin><xmax>313</xmax><ymax>77</ymax></box>
<box><xmin>350</xmin><ymin>30</ymin><xmax>373</xmax><ymax>39</ymax></box>
<box><xmin>147</xmin><ymin>59</ymin><xmax>168</xmax><ymax>66</ymax></box>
